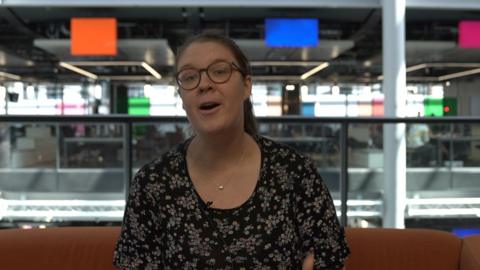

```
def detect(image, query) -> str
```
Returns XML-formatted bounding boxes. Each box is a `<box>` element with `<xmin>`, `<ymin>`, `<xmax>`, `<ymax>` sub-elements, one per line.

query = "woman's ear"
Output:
<box><xmin>177</xmin><ymin>89</ymin><xmax>186</xmax><ymax>110</ymax></box>
<box><xmin>243</xmin><ymin>75</ymin><xmax>252</xmax><ymax>99</ymax></box>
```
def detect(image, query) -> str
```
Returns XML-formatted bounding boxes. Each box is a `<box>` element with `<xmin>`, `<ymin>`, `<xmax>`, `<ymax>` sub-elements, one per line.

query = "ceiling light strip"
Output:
<box><xmin>59</xmin><ymin>62</ymin><xmax>98</xmax><ymax>80</ymax></box>
<box><xmin>300</xmin><ymin>62</ymin><xmax>329</xmax><ymax>80</ymax></box>
<box><xmin>0</xmin><ymin>71</ymin><xmax>21</xmax><ymax>80</ymax></box>
<box><xmin>64</xmin><ymin>61</ymin><xmax>142</xmax><ymax>66</ymax></box>
<box><xmin>406</xmin><ymin>76</ymin><xmax>439</xmax><ymax>81</ymax></box>
<box><xmin>251</xmin><ymin>61</ymin><xmax>325</xmax><ymax>67</ymax></box>
<box><xmin>438</xmin><ymin>68</ymin><xmax>480</xmax><ymax>81</ymax></box>
<box><xmin>428</xmin><ymin>63</ymin><xmax>480</xmax><ymax>68</ymax></box>
<box><xmin>141</xmin><ymin>62</ymin><xmax>162</xmax><ymax>79</ymax></box>
<box><xmin>99</xmin><ymin>75</ymin><xmax>161</xmax><ymax>81</ymax></box>
<box><xmin>406</xmin><ymin>63</ymin><xmax>428</xmax><ymax>73</ymax></box>
<box><xmin>253</xmin><ymin>75</ymin><xmax>304</xmax><ymax>81</ymax></box>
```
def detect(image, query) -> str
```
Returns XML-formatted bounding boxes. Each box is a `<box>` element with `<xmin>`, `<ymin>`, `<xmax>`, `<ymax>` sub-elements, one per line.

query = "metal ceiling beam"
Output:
<box><xmin>2</xmin><ymin>0</ymin><xmax>480</xmax><ymax>9</ymax></box>
<box><xmin>0</xmin><ymin>8</ymin><xmax>37</xmax><ymax>37</ymax></box>
<box><xmin>1</xmin><ymin>0</ymin><xmax>381</xmax><ymax>8</ymax></box>
<box><xmin>406</xmin><ymin>0</ymin><xmax>480</xmax><ymax>10</ymax></box>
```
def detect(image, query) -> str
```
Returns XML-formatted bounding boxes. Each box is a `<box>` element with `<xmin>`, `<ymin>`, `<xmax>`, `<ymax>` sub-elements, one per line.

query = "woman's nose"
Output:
<box><xmin>197</xmin><ymin>70</ymin><xmax>214</xmax><ymax>91</ymax></box>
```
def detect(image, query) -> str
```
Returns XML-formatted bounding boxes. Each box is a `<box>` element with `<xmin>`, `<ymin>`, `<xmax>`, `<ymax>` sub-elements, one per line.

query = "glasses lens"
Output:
<box><xmin>177</xmin><ymin>69</ymin><xmax>199</xmax><ymax>89</ymax></box>
<box><xmin>208</xmin><ymin>62</ymin><xmax>232</xmax><ymax>83</ymax></box>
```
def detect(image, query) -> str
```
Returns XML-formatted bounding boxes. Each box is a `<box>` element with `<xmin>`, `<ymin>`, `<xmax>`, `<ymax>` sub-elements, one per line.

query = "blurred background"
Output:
<box><xmin>0</xmin><ymin>1</ymin><xmax>479</xmax><ymax>237</ymax></box>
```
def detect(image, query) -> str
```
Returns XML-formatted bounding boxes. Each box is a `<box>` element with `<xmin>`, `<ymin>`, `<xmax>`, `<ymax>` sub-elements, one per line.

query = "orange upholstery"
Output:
<box><xmin>0</xmin><ymin>226</ymin><xmax>478</xmax><ymax>270</ymax></box>
<box><xmin>345</xmin><ymin>228</ymin><xmax>463</xmax><ymax>270</ymax></box>
<box><xmin>0</xmin><ymin>226</ymin><xmax>120</xmax><ymax>270</ymax></box>
<box><xmin>461</xmin><ymin>235</ymin><xmax>480</xmax><ymax>270</ymax></box>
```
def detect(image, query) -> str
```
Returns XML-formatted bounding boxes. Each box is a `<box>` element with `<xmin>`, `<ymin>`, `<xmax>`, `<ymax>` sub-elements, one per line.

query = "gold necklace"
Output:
<box><xmin>216</xmin><ymin>139</ymin><xmax>247</xmax><ymax>191</ymax></box>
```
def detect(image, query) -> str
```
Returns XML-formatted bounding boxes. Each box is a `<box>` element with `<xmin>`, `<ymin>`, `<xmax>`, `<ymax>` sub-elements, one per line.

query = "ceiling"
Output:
<box><xmin>0</xmin><ymin>6</ymin><xmax>480</xmax><ymax>84</ymax></box>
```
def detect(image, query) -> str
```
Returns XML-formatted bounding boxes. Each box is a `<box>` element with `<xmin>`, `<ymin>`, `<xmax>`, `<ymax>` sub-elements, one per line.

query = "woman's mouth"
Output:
<box><xmin>199</xmin><ymin>102</ymin><xmax>221</xmax><ymax>111</ymax></box>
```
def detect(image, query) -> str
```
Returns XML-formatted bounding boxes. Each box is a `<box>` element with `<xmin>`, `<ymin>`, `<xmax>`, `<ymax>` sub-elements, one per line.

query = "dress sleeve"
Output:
<box><xmin>295</xmin><ymin>158</ymin><xmax>350</xmax><ymax>270</ymax></box>
<box><xmin>113</xmin><ymin>165</ymin><xmax>163</xmax><ymax>269</ymax></box>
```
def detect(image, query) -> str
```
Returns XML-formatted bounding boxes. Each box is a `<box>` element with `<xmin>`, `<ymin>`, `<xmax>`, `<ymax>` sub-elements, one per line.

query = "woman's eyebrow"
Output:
<box><xmin>178</xmin><ymin>58</ymin><xmax>230</xmax><ymax>71</ymax></box>
<box><xmin>177</xmin><ymin>64</ymin><xmax>194</xmax><ymax>71</ymax></box>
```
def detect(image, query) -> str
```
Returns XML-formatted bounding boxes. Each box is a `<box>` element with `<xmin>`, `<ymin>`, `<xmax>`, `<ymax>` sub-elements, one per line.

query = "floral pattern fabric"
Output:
<box><xmin>114</xmin><ymin>135</ymin><xmax>349</xmax><ymax>269</ymax></box>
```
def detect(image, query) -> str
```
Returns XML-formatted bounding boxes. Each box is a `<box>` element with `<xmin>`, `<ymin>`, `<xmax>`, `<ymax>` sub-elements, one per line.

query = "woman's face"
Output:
<box><xmin>177</xmin><ymin>41</ymin><xmax>252</xmax><ymax>136</ymax></box>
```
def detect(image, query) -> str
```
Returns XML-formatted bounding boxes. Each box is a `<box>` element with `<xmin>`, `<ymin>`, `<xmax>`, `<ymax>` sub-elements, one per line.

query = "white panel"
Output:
<box><xmin>405</xmin><ymin>94</ymin><xmax>424</xmax><ymax>117</ymax></box>
<box><xmin>266</xmin><ymin>96</ymin><xmax>282</xmax><ymax>116</ymax></box>
<box><xmin>252</xmin><ymin>84</ymin><xmax>268</xmax><ymax>116</ymax></box>
<box><xmin>315</xmin><ymin>94</ymin><xmax>347</xmax><ymax>117</ymax></box>
<box><xmin>0</xmin><ymin>85</ymin><xmax>5</xmax><ymax>115</ymax></box>
<box><xmin>148</xmin><ymin>85</ymin><xmax>178</xmax><ymax>105</ymax></box>
<box><xmin>150</xmin><ymin>105</ymin><xmax>179</xmax><ymax>116</ymax></box>
<box><xmin>346</xmin><ymin>95</ymin><xmax>359</xmax><ymax>117</ymax></box>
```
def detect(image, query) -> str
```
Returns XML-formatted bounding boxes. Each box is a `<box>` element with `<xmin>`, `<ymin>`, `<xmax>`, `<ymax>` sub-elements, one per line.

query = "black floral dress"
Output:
<box><xmin>114</xmin><ymin>135</ymin><xmax>349</xmax><ymax>269</ymax></box>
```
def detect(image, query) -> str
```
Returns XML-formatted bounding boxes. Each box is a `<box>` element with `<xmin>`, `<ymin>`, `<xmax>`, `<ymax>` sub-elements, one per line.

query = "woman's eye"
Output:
<box><xmin>212</xmin><ymin>68</ymin><xmax>228</xmax><ymax>75</ymax></box>
<box><xmin>181</xmin><ymin>73</ymin><xmax>198</xmax><ymax>82</ymax></box>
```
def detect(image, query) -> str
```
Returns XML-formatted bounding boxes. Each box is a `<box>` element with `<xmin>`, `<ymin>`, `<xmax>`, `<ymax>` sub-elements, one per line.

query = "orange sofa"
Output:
<box><xmin>0</xmin><ymin>226</ymin><xmax>478</xmax><ymax>270</ymax></box>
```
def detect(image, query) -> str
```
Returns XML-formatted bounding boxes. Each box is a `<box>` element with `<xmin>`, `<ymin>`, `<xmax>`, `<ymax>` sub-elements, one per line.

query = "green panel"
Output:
<box><xmin>424</xmin><ymin>97</ymin><xmax>443</xmax><ymax>117</ymax></box>
<box><xmin>128</xmin><ymin>97</ymin><xmax>150</xmax><ymax>115</ymax></box>
<box><xmin>443</xmin><ymin>97</ymin><xmax>457</xmax><ymax>116</ymax></box>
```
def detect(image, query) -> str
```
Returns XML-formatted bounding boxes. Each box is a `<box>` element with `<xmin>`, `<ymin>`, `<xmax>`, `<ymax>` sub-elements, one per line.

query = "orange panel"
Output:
<box><xmin>71</xmin><ymin>18</ymin><xmax>117</xmax><ymax>56</ymax></box>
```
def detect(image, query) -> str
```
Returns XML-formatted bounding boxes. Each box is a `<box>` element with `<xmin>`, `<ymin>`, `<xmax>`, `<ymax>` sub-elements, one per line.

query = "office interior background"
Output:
<box><xmin>0</xmin><ymin>1</ymin><xmax>479</xmax><ymax>236</ymax></box>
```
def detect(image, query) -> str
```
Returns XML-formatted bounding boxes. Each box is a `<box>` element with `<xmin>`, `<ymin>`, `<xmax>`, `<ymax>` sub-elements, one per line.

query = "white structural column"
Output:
<box><xmin>382</xmin><ymin>0</ymin><xmax>407</xmax><ymax>228</ymax></box>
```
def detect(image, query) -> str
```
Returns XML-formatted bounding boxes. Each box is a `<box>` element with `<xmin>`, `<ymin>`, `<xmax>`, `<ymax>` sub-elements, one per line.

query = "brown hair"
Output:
<box><xmin>175</xmin><ymin>32</ymin><xmax>258</xmax><ymax>136</ymax></box>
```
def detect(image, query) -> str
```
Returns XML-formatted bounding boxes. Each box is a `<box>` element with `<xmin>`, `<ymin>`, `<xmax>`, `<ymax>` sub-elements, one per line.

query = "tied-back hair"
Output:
<box><xmin>175</xmin><ymin>32</ymin><xmax>258</xmax><ymax>136</ymax></box>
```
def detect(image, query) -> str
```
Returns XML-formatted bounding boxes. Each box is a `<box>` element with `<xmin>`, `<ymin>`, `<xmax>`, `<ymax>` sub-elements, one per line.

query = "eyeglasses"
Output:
<box><xmin>175</xmin><ymin>60</ymin><xmax>245</xmax><ymax>90</ymax></box>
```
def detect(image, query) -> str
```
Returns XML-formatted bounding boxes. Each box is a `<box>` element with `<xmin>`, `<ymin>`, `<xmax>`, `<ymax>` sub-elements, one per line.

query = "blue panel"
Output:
<box><xmin>265</xmin><ymin>18</ymin><xmax>318</xmax><ymax>47</ymax></box>
<box><xmin>452</xmin><ymin>228</ymin><xmax>480</xmax><ymax>238</ymax></box>
<box><xmin>301</xmin><ymin>102</ymin><xmax>315</xmax><ymax>116</ymax></box>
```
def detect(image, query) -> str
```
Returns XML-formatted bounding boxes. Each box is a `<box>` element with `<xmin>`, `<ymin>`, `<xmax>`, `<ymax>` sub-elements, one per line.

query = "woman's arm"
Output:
<box><xmin>302</xmin><ymin>253</ymin><xmax>314</xmax><ymax>270</ymax></box>
<box><xmin>302</xmin><ymin>254</ymin><xmax>346</xmax><ymax>270</ymax></box>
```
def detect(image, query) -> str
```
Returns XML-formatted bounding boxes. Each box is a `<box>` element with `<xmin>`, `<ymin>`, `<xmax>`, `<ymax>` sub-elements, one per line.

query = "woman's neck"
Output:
<box><xmin>189</xmin><ymin>130</ymin><xmax>249</xmax><ymax>170</ymax></box>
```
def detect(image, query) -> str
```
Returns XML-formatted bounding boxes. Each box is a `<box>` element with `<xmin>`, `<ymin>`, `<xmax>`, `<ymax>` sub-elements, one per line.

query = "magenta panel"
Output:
<box><xmin>458</xmin><ymin>21</ymin><xmax>480</xmax><ymax>48</ymax></box>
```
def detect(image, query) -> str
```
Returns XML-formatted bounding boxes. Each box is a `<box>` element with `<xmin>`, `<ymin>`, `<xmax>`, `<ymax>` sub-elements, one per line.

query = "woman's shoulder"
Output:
<box><xmin>256</xmin><ymin>135</ymin><xmax>310</xmax><ymax>164</ymax></box>
<box><xmin>255</xmin><ymin>135</ymin><xmax>322</xmax><ymax>196</ymax></box>
<box><xmin>133</xmin><ymin>139</ymin><xmax>188</xmax><ymax>182</ymax></box>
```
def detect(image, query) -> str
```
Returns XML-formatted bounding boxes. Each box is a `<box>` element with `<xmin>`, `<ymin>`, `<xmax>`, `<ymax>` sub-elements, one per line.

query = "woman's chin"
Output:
<box><xmin>193</xmin><ymin>122</ymin><xmax>241</xmax><ymax>137</ymax></box>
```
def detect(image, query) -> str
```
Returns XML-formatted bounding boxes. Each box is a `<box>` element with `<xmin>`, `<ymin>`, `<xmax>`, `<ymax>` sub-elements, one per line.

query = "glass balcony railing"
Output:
<box><xmin>0</xmin><ymin>115</ymin><xmax>479</xmax><ymax>230</ymax></box>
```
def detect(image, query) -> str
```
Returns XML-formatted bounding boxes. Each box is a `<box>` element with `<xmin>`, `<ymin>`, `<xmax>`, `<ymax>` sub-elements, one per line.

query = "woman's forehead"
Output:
<box><xmin>177</xmin><ymin>41</ymin><xmax>235</xmax><ymax>68</ymax></box>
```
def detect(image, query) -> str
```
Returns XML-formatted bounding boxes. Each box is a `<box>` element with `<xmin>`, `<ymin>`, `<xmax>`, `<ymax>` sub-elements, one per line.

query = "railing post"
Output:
<box><xmin>123</xmin><ymin>121</ymin><xmax>132</xmax><ymax>199</ymax></box>
<box><xmin>339</xmin><ymin>121</ymin><xmax>349</xmax><ymax>227</ymax></box>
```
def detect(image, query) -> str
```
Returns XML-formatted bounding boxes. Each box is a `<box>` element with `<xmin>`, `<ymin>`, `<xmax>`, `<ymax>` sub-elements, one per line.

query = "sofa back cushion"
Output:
<box><xmin>461</xmin><ymin>235</ymin><xmax>480</xmax><ymax>270</ymax></box>
<box><xmin>0</xmin><ymin>226</ymin><xmax>120</xmax><ymax>270</ymax></box>
<box><xmin>345</xmin><ymin>228</ymin><xmax>462</xmax><ymax>270</ymax></box>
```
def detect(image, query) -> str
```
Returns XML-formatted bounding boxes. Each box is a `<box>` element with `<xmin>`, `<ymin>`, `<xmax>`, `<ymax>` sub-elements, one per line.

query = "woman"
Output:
<box><xmin>114</xmin><ymin>33</ymin><xmax>349</xmax><ymax>269</ymax></box>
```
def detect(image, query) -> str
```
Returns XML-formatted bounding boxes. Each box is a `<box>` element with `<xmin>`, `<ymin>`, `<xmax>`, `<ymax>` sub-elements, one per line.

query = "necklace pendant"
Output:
<box><xmin>218</xmin><ymin>185</ymin><xmax>224</xmax><ymax>190</ymax></box>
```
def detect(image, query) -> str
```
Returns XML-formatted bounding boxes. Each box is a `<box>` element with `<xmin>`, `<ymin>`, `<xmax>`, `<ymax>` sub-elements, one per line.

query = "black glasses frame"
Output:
<box><xmin>175</xmin><ymin>60</ymin><xmax>245</xmax><ymax>90</ymax></box>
